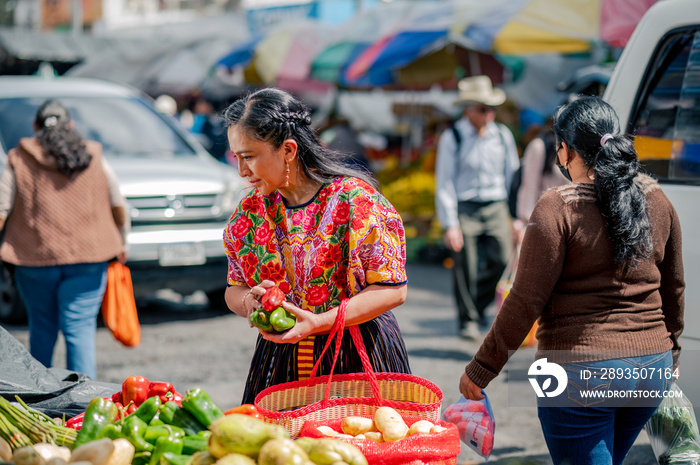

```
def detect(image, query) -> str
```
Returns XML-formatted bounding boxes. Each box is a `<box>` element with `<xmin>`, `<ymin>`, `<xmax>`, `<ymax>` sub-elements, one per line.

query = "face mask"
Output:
<box><xmin>556</xmin><ymin>161</ymin><xmax>572</xmax><ymax>182</ymax></box>
<box><xmin>555</xmin><ymin>143</ymin><xmax>573</xmax><ymax>181</ymax></box>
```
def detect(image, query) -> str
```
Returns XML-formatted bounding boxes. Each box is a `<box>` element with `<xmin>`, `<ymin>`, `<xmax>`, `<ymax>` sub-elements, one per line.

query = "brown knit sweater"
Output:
<box><xmin>0</xmin><ymin>138</ymin><xmax>123</xmax><ymax>267</ymax></box>
<box><xmin>465</xmin><ymin>175</ymin><xmax>685</xmax><ymax>388</ymax></box>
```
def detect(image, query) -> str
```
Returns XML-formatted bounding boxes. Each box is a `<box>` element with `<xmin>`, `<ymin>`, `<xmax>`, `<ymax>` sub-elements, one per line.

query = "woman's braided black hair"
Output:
<box><xmin>34</xmin><ymin>100</ymin><xmax>92</xmax><ymax>176</ymax></box>
<box><xmin>552</xmin><ymin>95</ymin><xmax>652</xmax><ymax>267</ymax></box>
<box><xmin>222</xmin><ymin>88</ymin><xmax>377</xmax><ymax>189</ymax></box>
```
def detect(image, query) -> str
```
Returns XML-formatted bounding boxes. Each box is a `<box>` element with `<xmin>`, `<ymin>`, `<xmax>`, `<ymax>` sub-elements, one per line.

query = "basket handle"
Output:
<box><xmin>309</xmin><ymin>299</ymin><xmax>383</xmax><ymax>406</ymax></box>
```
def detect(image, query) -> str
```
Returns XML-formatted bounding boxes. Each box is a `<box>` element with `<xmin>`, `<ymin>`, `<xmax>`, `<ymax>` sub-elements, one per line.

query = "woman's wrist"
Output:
<box><xmin>241</xmin><ymin>289</ymin><xmax>253</xmax><ymax>315</ymax></box>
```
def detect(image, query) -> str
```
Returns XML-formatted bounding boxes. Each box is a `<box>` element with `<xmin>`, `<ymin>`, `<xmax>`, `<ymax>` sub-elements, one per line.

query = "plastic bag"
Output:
<box><xmin>101</xmin><ymin>261</ymin><xmax>141</xmax><ymax>347</ymax></box>
<box><xmin>644</xmin><ymin>383</ymin><xmax>700</xmax><ymax>464</ymax></box>
<box><xmin>442</xmin><ymin>394</ymin><xmax>495</xmax><ymax>460</ymax></box>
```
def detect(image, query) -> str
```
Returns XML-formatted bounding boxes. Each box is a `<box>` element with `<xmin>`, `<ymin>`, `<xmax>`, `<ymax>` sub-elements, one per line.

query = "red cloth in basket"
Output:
<box><xmin>254</xmin><ymin>300</ymin><xmax>445</xmax><ymax>438</ymax></box>
<box><xmin>298</xmin><ymin>415</ymin><xmax>461</xmax><ymax>465</ymax></box>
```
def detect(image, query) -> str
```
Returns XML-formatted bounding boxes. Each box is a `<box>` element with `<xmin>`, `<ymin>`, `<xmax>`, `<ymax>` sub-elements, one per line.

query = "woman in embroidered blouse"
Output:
<box><xmin>222</xmin><ymin>88</ymin><xmax>411</xmax><ymax>404</ymax></box>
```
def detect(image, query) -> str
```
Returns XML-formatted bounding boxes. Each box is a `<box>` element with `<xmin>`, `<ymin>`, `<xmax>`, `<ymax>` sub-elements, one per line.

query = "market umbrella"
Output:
<box><xmin>309</xmin><ymin>1</ymin><xmax>422</xmax><ymax>85</ymax></box>
<box><xmin>342</xmin><ymin>0</ymin><xmax>659</xmax><ymax>87</ymax></box>
<box><xmin>462</xmin><ymin>0</ymin><xmax>659</xmax><ymax>54</ymax></box>
<box><xmin>247</xmin><ymin>20</ymin><xmax>335</xmax><ymax>88</ymax></box>
<box><xmin>342</xmin><ymin>0</ymin><xmax>499</xmax><ymax>87</ymax></box>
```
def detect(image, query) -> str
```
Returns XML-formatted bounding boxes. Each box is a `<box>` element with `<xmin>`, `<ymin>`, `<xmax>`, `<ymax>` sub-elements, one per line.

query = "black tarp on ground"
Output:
<box><xmin>0</xmin><ymin>324</ymin><xmax>119</xmax><ymax>418</ymax></box>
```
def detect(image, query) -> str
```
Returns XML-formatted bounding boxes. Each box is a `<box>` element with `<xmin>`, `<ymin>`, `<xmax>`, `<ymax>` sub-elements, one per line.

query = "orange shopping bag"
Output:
<box><xmin>495</xmin><ymin>246</ymin><xmax>538</xmax><ymax>347</ymax></box>
<box><xmin>101</xmin><ymin>261</ymin><xmax>141</xmax><ymax>347</ymax></box>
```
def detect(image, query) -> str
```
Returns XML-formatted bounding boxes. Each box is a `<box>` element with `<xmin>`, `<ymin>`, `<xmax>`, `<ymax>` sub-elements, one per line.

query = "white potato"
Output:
<box><xmin>341</xmin><ymin>416</ymin><xmax>376</xmax><ymax>436</ymax></box>
<box><xmin>317</xmin><ymin>425</ymin><xmax>341</xmax><ymax>437</ymax></box>
<box><xmin>408</xmin><ymin>420</ymin><xmax>435</xmax><ymax>435</ymax></box>
<box><xmin>373</xmin><ymin>407</ymin><xmax>408</xmax><ymax>442</ymax></box>
<box><xmin>363</xmin><ymin>432</ymin><xmax>384</xmax><ymax>443</ymax></box>
<box><xmin>430</xmin><ymin>425</ymin><xmax>448</xmax><ymax>433</ymax></box>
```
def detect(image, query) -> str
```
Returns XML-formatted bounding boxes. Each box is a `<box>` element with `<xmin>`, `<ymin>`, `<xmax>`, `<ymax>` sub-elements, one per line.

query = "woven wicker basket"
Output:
<box><xmin>254</xmin><ymin>301</ymin><xmax>443</xmax><ymax>437</ymax></box>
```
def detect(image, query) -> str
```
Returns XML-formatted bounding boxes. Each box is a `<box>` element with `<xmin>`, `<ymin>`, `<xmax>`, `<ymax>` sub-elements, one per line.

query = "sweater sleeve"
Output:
<box><xmin>658</xmin><ymin>196</ymin><xmax>685</xmax><ymax>368</ymax></box>
<box><xmin>465</xmin><ymin>190</ymin><xmax>568</xmax><ymax>387</ymax></box>
<box><xmin>434</xmin><ymin>129</ymin><xmax>459</xmax><ymax>229</ymax></box>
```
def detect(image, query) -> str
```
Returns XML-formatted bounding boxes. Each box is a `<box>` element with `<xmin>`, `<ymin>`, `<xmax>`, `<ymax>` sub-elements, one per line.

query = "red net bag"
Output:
<box><xmin>298</xmin><ymin>415</ymin><xmax>461</xmax><ymax>465</ymax></box>
<box><xmin>254</xmin><ymin>301</ymin><xmax>445</xmax><ymax>439</ymax></box>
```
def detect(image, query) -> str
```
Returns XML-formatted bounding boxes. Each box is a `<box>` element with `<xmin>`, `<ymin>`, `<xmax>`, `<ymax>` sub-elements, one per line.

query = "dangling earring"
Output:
<box><xmin>283</xmin><ymin>160</ymin><xmax>290</xmax><ymax>188</ymax></box>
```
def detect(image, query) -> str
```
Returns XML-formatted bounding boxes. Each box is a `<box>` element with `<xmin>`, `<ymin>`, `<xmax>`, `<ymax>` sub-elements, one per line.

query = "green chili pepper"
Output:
<box><xmin>182</xmin><ymin>435</ymin><xmax>209</xmax><ymax>455</ymax></box>
<box><xmin>132</xmin><ymin>453</ymin><xmax>151</xmax><ymax>465</ymax></box>
<box><xmin>160</xmin><ymin>452</ymin><xmax>192</xmax><ymax>465</ymax></box>
<box><xmin>98</xmin><ymin>423</ymin><xmax>124</xmax><ymax>441</ymax></box>
<box><xmin>148</xmin><ymin>433</ymin><xmax>183</xmax><ymax>465</ymax></box>
<box><xmin>132</xmin><ymin>395</ymin><xmax>162</xmax><ymax>424</ymax></box>
<box><xmin>145</xmin><ymin>425</ymin><xmax>186</xmax><ymax>445</ymax></box>
<box><xmin>150</xmin><ymin>413</ymin><xmax>165</xmax><ymax>426</ymax></box>
<box><xmin>123</xmin><ymin>413</ymin><xmax>155</xmax><ymax>452</ymax></box>
<box><xmin>181</xmin><ymin>388</ymin><xmax>223</xmax><ymax>428</ymax></box>
<box><xmin>269</xmin><ymin>306</ymin><xmax>296</xmax><ymax>332</ymax></box>
<box><xmin>196</xmin><ymin>430</ymin><xmax>212</xmax><ymax>439</ymax></box>
<box><xmin>159</xmin><ymin>400</ymin><xmax>206</xmax><ymax>436</ymax></box>
<box><xmin>74</xmin><ymin>397</ymin><xmax>119</xmax><ymax>448</ymax></box>
<box><xmin>249</xmin><ymin>309</ymin><xmax>273</xmax><ymax>332</ymax></box>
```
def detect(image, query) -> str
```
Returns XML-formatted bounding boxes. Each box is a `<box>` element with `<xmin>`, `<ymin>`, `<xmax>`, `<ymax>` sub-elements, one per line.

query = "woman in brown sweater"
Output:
<box><xmin>460</xmin><ymin>96</ymin><xmax>684</xmax><ymax>465</ymax></box>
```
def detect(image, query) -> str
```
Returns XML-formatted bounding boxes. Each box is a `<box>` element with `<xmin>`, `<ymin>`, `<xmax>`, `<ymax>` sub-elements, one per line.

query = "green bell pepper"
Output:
<box><xmin>98</xmin><ymin>423</ymin><xmax>124</xmax><ymax>441</ymax></box>
<box><xmin>149</xmin><ymin>413</ymin><xmax>165</xmax><ymax>426</ymax></box>
<box><xmin>122</xmin><ymin>413</ymin><xmax>155</xmax><ymax>452</ymax></box>
<box><xmin>131</xmin><ymin>395</ymin><xmax>162</xmax><ymax>424</ymax></box>
<box><xmin>182</xmin><ymin>435</ymin><xmax>209</xmax><ymax>455</ymax></box>
<box><xmin>181</xmin><ymin>388</ymin><xmax>223</xmax><ymax>428</ymax></box>
<box><xmin>145</xmin><ymin>425</ymin><xmax>186</xmax><ymax>445</ymax></box>
<box><xmin>148</xmin><ymin>433</ymin><xmax>184</xmax><ymax>465</ymax></box>
<box><xmin>269</xmin><ymin>306</ymin><xmax>296</xmax><ymax>332</ymax></box>
<box><xmin>249</xmin><ymin>308</ymin><xmax>273</xmax><ymax>332</ymax></box>
<box><xmin>74</xmin><ymin>397</ymin><xmax>119</xmax><ymax>448</ymax></box>
<box><xmin>160</xmin><ymin>452</ymin><xmax>192</xmax><ymax>465</ymax></box>
<box><xmin>159</xmin><ymin>400</ymin><xmax>206</xmax><ymax>436</ymax></box>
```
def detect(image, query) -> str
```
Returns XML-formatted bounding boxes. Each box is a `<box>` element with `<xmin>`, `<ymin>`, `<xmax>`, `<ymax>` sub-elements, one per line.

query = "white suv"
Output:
<box><xmin>0</xmin><ymin>76</ymin><xmax>248</xmax><ymax>321</ymax></box>
<box><xmin>603</xmin><ymin>0</ymin><xmax>700</xmax><ymax>405</ymax></box>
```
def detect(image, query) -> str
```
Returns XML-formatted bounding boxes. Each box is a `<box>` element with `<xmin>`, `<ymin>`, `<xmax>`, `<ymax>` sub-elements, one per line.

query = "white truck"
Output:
<box><xmin>603</xmin><ymin>0</ymin><xmax>700</xmax><ymax>407</ymax></box>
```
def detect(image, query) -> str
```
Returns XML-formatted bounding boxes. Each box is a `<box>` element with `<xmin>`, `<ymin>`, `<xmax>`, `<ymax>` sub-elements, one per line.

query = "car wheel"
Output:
<box><xmin>0</xmin><ymin>265</ymin><xmax>26</xmax><ymax>323</ymax></box>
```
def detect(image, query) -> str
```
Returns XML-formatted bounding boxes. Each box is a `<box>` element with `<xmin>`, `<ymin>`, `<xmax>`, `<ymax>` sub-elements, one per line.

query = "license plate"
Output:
<box><xmin>159</xmin><ymin>242</ymin><xmax>206</xmax><ymax>266</ymax></box>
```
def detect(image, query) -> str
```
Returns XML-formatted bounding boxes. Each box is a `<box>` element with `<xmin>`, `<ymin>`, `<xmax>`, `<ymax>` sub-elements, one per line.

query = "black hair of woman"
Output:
<box><xmin>34</xmin><ymin>100</ymin><xmax>92</xmax><ymax>177</ymax></box>
<box><xmin>222</xmin><ymin>87</ymin><xmax>377</xmax><ymax>190</ymax></box>
<box><xmin>552</xmin><ymin>95</ymin><xmax>653</xmax><ymax>267</ymax></box>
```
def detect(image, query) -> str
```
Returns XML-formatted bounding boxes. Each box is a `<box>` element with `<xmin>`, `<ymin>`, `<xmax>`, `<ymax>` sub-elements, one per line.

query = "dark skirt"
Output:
<box><xmin>242</xmin><ymin>310</ymin><xmax>411</xmax><ymax>404</ymax></box>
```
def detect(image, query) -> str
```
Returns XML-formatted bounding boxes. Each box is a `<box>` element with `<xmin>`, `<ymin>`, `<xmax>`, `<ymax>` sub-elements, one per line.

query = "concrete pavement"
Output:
<box><xmin>1</xmin><ymin>263</ymin><xmax>657</xmax><ymax>464</ymax></box>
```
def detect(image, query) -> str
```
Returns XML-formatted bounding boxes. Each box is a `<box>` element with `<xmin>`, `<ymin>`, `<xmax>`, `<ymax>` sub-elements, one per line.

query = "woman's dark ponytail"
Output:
<box><xmin>552</xmin><ymin>96</ymin><xmax>653</xmax><ymax>267</ymax></box>
<box><xmin>34</xmin><ymin>100</ymin><xmax>92</xmax><ymax>176</ymax></box>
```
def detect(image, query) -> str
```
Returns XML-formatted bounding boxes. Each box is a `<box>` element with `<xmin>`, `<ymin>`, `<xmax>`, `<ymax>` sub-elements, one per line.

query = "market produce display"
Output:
<box><xmin>248</xmin><ymin>286</ymin><xmax>296</xmax><ymax>333</ymax></box>
<box><xmin>0</xmin><ymin>375</ymin><xmax>368</xmax><ymax>465</ymax></box>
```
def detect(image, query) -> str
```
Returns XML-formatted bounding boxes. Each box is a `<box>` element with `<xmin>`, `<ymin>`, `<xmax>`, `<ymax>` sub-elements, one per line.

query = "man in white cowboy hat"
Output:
<box><xmin>435</xmin><ymin>75</ymin><xmax>520</xmax><ymax>339</ymax></box>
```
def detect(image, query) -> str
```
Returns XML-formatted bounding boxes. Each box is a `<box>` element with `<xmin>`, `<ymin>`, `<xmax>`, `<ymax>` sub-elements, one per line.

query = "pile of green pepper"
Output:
<box><xmin>74</xmin><ymin>387</ymin><xmax>224</xmax><ymax>465</ymax></box>
<box><xmin>249</xmin><ymin>285</ymin><xmax>296</xmax><ymax>333</ymax></box>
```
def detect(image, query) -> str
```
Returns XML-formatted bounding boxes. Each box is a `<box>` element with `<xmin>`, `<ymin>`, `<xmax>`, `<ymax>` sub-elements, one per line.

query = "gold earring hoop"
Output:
<box><xmin>283</xmin><ymin>160</ymin><xmax>290</xmax><ymax>188</ymax></box>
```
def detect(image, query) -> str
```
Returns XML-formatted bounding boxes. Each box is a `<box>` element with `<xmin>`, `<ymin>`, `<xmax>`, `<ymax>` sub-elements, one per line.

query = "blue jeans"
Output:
<box><xmin>14</xmin><ymin>262</ymin><xmax>109</xmax><ymax>380</ymax></box>
<box><xmin>537</xmin><ymin>351</ymin><xmax>672</xmax><ymax>465</ymax></box>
